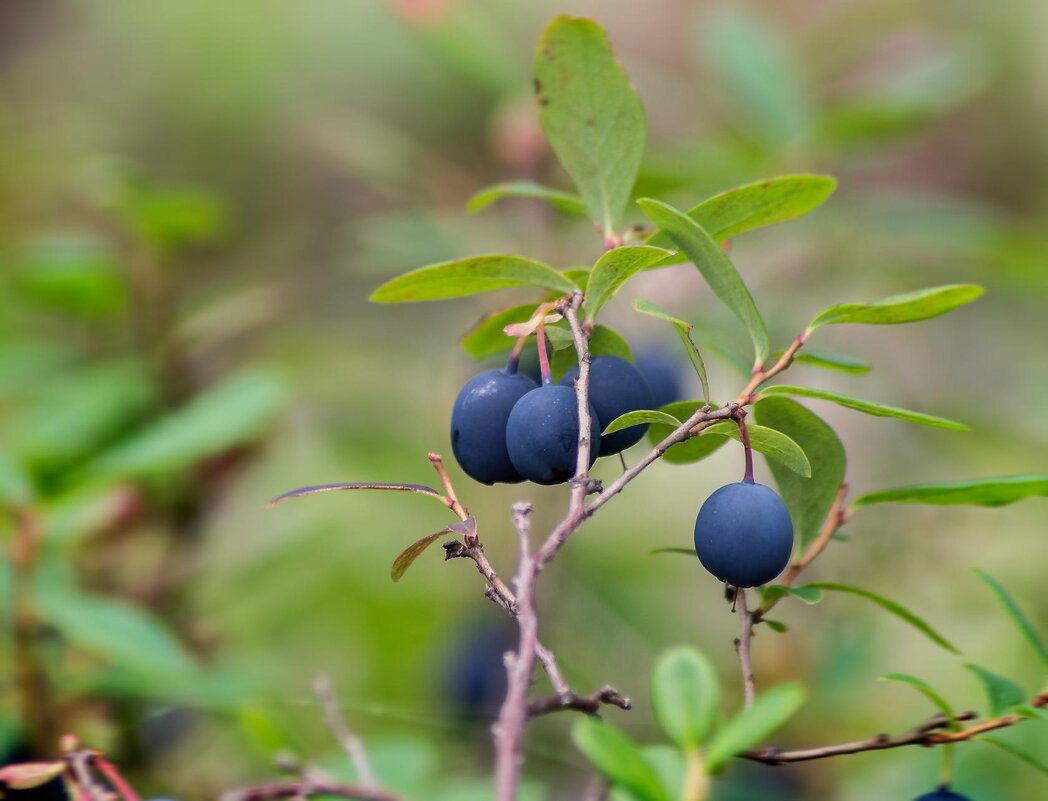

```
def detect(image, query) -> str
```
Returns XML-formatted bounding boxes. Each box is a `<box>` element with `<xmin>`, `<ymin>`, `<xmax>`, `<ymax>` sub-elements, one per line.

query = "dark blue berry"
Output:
<box><xmin>451</xmin><ymin>369</ymin><xmax>538</xmax><ymax>484</ymax></box>
<box><xmin>633</xmin><ymin>347</ymin><xmax>684</xmax><ymax>408</ymax></box>
<box><xmin>561</xmin><ymin>355</ymin><xmax>654</xmax><ymax>455</ymax></box>
<box><xmin>693</xmin><ymin>481</ymin><xmax>794</xmax><ymax>588</ymax></box>
<box><xmin>505</xmin><ymin>384</ymin><xmax>601</xmax><ymax>485</ymax></box>
<box><xmin>914</xmin><ymin>789</ymin><xmax>974</xmax><ymax>800</ymax></box>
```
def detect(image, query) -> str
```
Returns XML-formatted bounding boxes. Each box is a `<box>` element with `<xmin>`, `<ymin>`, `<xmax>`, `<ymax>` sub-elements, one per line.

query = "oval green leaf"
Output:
<box><xmin>759</xmin><ymin>585</ymin><xmax>824</xmax><ymax>606</ymax></box>
<box><xmin>809</xmin><ymin>582</ymin><xmax>960</xmax><ymax>654</ymax></box>
<box><xmin>703</xmin><ymin>420</ymin><xmax>811</xmax><ymax>477</ymax></box>
<box><xmin>466</xmin><ymin>180</ymin><xmax>586</xmax><ymax>216</ymax></box>
<box><xmin>370</xmin><ymin>255</ymin><xmax>577</xmax><ymax>303</ymax></box>
<box><xmin>586</xmin><ymin>246</ymin><xmax>673</xmax><ymax>321</ymax></box>
<box><xmin>791</xmin><ymin>350</ymin><xmax>872</xmax><ymax>374</ymax></box>
<box><xmin>880</xmin><ymin>673</ymin><xmax>957</xmax><ymax>722</ymax></box>
<box><xmin>572</xmin><ymin>719</ymin><xmax>669</xmax><ymax>801</ymax></box>
<box><xmin>460</xmin><ymin>304</ymin><xmax>539</xmax><ymax>360</ymax></box>
<box><xmin>651</xmin><ymin>646</ymin><xmax>720</xmax><ymax>748</ymax></box>
<box><xmin>638</xmin><ymin>198</ymin><xmax>769</xmax><ymax>367</ymax></box>
<box><xmin>551</xmin><ymin>324</ymin><xmax>633</xmax><ymax>382</ymax></box>
<box><xmin>758</xmin><ymin>385</ymin><xmax>969</xmax><ymax>431</ymax></box>
<box><xmin>604</xmin><ymin>409</ymin><xmax>682</xmax><ymax>435</ymax></box>
<box><xmin>853</xmin><ymin>475</ymin><xmax>1048</xmax><ymax>510</ymax></box>
<box><xmin>974</xmin><ymin>569</ymin><xmax>1048</xmax><ymax>668</ymax></box>
<box><xmin>808</xmin><ymin>284</ymin><xmax>984</xmax><ymax>331</ymax></box>
<box><xmin>980</xmin><ymin>737</ymin><xmax>1048</xmax><ymax>776</ymax></box>
<box><xmin>647</xmin><ymin>400</ymin><xmax>727</xmax><ymax>465</ymax></box>
<box><xmin>964</xmin><ymin>664</ymin><xmax>1026</xmax><ymax>716</ymax></box>
<box><xmin>633</xmin><ymin>299</ymin><xmax>711</xmax><ymax>401</ymax></box>
<box><xmin>753</xmin><ymin>397</ymin><xmax>845</xmax><ymax>547</ymax></box>
<box><xmin>704</xmin><ymin>683</ymin><xmax>806</xmax><ymax>772</ymax></box>
<box><xmin>535</xmin><ymin>16</ymin><xmax>646</xmax><ymax>236</ymax></box>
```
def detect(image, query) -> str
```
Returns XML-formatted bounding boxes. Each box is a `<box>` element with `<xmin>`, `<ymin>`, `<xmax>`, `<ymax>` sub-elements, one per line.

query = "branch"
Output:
<box><xmin>734</xmin><ymin>589</ymin><xmax>756</xmax><ymax>708</ymax></box>
<box><xmin>218</xmin><ymin>782</ymin><xmax>399</xmax><ymax>801</ymax></box>
<box><xmin>313</xmin><ymin>674</ymin><xmax>378</xmax><ymax>790</ymax></box>
<box><xmin>527</xmin><ymin>686</ymin><xmax>631</xmax><ymax>718</ymax></box>
<box><xmin>734</xmin><ymin>333</ymin><xmax>808</xmax><ymax>406</ymax></box>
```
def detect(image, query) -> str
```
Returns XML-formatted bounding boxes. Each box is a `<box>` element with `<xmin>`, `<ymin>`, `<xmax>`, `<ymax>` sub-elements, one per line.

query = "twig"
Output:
<box><xmin>527</xmin><ymin>686</ymin><xmax>631</xmax><ymax>718</ymax></box>
<box><xmin>735</xmin><ymin>333</ymin><xmax>808</xmax><ymax>405</ymax></box>
<box><xmin>734</xmin><ymin>589</ymin><xmax>756</xmax><ymax>708</ymax></box>
<box><xmin>313</xmin><ymin>674</ymin><xmax>378</xmax><ymax>789</ymax></box>
<box><xmin>218</xmin><ymin>781</ymin><xmax>399</xmax><ymax>801</ymax></box>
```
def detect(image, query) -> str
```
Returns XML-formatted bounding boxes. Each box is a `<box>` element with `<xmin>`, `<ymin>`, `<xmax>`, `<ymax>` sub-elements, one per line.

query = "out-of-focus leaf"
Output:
<box><xmin>8</xmin><ymin>362</ymin><xmax>153</xmax><ymax>469</ymax></box>
<box><xmin>0</xmin><ymin>452</ymin><xmax>35</xmax><ymax>509</ymax></box>
<box><xmin>604</xmin><ymin>410</ymin><xmax>682</xmax><ymax>435</ymax></box>
<box><xmin>15</xmin><ymin>235</ymin><xmax>126</xmax><ymax>318</ymax></box>
<box><xmin>760</xmin><ymin>585</ymin><xmax>824</xmax><ymax>605</ymax></box>
<box><xmin>880</xmin><ymin>674</ymin><xmax>956</xmax><ymax>721</ymax></box>
<box><xmin>0</xmin><ymin>341</ymin><xmax>77</xmax><ymax>394</ymax></box>
<box><xmin>980</xmin><ymin>737</ymin><xmax>1048</xmax><ymax>776</ymax></box>
<box><xmin>371</xmin><ymin>255</ymin><xmax>577</xmax><ymax>302</ymax></box>
<box><xmin>551</xmin><ymin>324</ymin><xmax>632</xmax><ymax>382</ymax></box>
<box><xmin>640</xmin><ymin>746</ymin><xmax>684</xmax><ymax>801</ymax></box>
<box><xmin>964</xmin><ymin>664</ymin><xmax>1026</xmax><ymax>716</ymax></box>
<box><xmin>853</xmin><ymin>476</ymin><xmax>1048</xmax><ymax>510</ymax></box>
<box><xmin>704</xmin><ymin>5</ymin><xmax>811</xmax><ymax>147</ymax></box>
<box><xmin>633</xmin><ymin>300</ymin><xmax>710</xmax><ymax>401</ymax></box>
<box><xmin>647</xmin><ymin>400</ymin><xmax>726</xmax><ymax>464</ymax></box>
<box><xmin>41</xmin><ymin>486</ymin><xmax>136</xmax><ymax>547</ymax></box>
<box><xmin>535</xmin><ymin>16</ymin><xmax>646</xmax><ymax>236</ymax></box>
<box><xmin>35</xmin><ymin>588</ymin><xmax>194</xmax><ymax>677</ymax></box>
<box><xmin>573</xmin><ymin>719</ymin><xmax>669</xmax><ymax>801</ymax></box>
<box><xmin>764</xmin><ymin>620</ymin><xmax>788</xmax><ymax>633</ymax></box>
<box><xmin>466</xmin><ymin>180</ymin><xmax>586</xmax><ymax>216</ymax></box>
<box><xmin>651</xmin><ymin>646</ymin><xmax>719</xmax><ymax>748</ymax></box>
<box><xmin>647</xmin><ymin>175</ymin><xmax>837</xmax><ymax>253</ymax></box>
<box><xmin>650</xmin><ymin>548</ymin><xmax>696</xmax><ymax>557</ymax></box>
<box><xmin>88</xmin><ymin>370</ymin><xmax>285</xmax><ymax>480</ymax></box>
<box><xmin>124</xmin><ymin>186</ymin><xmax>227</xmax><ymax>250</ymax></box>
<box><xmin>810</xmin><ymin>583</ymin><xmax>960</xmax><ymax>654</ymax></box>
<box><xmin>267</xmin><ymin>482</ymin><xmax>445</xmax><ymax>508</ymax></box>
<box><xmin>702</xmin><ymin>420</ymin><xmax>811</xmax><ymax>477</ymax></box>
<box><xmin>974</xmin><ymin>570</ymin><xmax>1048</xmax><ymax>668</ymax></box>
<box><xmin>753</xmin><ymin>398</ymin><xmax>845</xmax><ymax>548</ymax></box>
<box><xmin>704</xmin><ymin>683</ymin><xmax>806</xmax><ymax>771</ymax></box>
<box><xmin>585</xmin><ymin>246</ymin><xmax>673</xmax><ymax>322</ymax></box>
<box><xmin>808</xmin><ymin>284</ymin><xmax>984</xmax><ymax>331</ymax></box>
<box><xmin>391</xmin><ymin>518</ymin><xmax>475</xmax><ymax>582</ymax></box>
<box><xmin>791</xmin><ymin>350</ymin><xmax>871</xmax><ymax>374</ymax></box>
<box><xmin>638</xmin><ymin>199</ymin><xmax>768</xmax><ymax>368</ymax></box>
<box><xmin>460</xmin><ymin>304</ymin><xmax>539</xmax><ymax>359</ymax></box>
<box><xmin>758</xmin><ymin>385</ymin><xmax>969</xmax><ymax>431</ymax></box>
<box><xmin>0</xmin><ymin>762</ymin><xmax>66</xmax><ymax>789</ymax></box>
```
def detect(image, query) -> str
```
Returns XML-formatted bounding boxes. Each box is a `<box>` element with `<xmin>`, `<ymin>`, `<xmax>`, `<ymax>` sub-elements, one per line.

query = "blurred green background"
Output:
<box><xmin>0</xmin><ymin>0</ymin><xmax>1045</xmax><ymax>798</ymax></box>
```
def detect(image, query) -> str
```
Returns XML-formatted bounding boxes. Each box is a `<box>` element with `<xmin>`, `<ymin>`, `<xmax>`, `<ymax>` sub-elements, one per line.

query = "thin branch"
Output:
<box><xmin>313</xmin><ymin>674</ymin><xmax>378</xmax><ymax>789</ymax></box>
<box><xmin>535</xmin><ymin>643</ymin><xmax>571</xmax><ymax>696</ymax></box>
<box><xmin>734</xmin><ymin>589</ymin><xmax>756</xmax><ymax>708</ymax></box>
<box><xmin>527</xmin><ymin>686</ymin><xmax>631</xmax><ymax>718</ymax></box>
<box><xmin>427</xmin><ymin>452</ymin><xmax>470</xmax><ymax>525</ymax></box>
<box><xmin>734</xmin><ymin>333</ymin><xmax>808</xmax><ymax>405</ymax></box>
<box><xmin>218</xmin><ymin>781</ymin><xmax>399</xmax><ymax>801</ymax></box>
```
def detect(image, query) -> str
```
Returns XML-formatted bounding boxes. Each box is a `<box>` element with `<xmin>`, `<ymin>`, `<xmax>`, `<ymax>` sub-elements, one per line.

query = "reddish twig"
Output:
<box><xmin>527</xmin><ymin>686</ymin><xmax>631</xmax><ymax>718</ymax></box>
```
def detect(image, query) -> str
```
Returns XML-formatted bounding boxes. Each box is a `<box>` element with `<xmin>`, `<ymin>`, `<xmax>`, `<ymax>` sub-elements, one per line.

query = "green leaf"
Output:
<box><xmin>651</xmin><ymin>646</ymin><xmax>719</xmax><ymax>748</ymax></box>
<box><xmin>704</xmin><ymin>683</ymin><xmax>806</xmax><ymax>772</ymax></box>
<box><xmin>980</xmin><ymin>737</ymin><xmax>1048</xmax><ymax>776</ymax></box>
<box><xmin>572</xmin><ymin>719</ymin><xmax>669</xmax><ymax>801</ymax></box>
<box><xmin>808</xmin><ymin>284</ymin><xmax>984</xmax><ymax>331</ymax></box>
<box><xmin>15</xmin><ymin>234</ymin><xmax>126</xmax><ymax>319</ymax></box>
<box><xmin>647</xmin><ymin>401</ymin><xmax>727</xmax><ymax>465</ymax></box>
<box><xmin>964</xmin><ymin>664</ymin><xmax>1026</xmax><ymax>716</ymax></box>
<box><xmin>551</xmin><ymin>324</ymin><xmax>633</xmax><ymax>382</ymax></box>
<box><xmin>41</xmin><ymin>486</ymin><xmax>134</xmax><ymax>547</ymax></box>
<box><xmin>0</xmin><ymin>451</ymin><xmax>34</xmax><ymax>509</ymax></box>
<box><xmin>88</xmin><ymin>370</ymin><xmax>285</xmax><ymax>480</ymax></box>
<box><xmin>764</xmin><ymin>620</ymin><xmax>788</xmax><ymax>633</ymax></box>
<box><xmin>703</xmin><ymin>421</ymin><xmax>811</xmax><ymax>477</ymax></box>
<box><xmin>460</xmin><ymin>304</ymin><xmax>539</xmax><ymax>359</ymax></box>
<box><xmin>370</xmin><ymin>255</ymin><xmax>577</xmax><ymax>303</ymax></box>
<box><xmin>758</xmin><ymin>385</ymin><xmax>969</xmax><ymax>431</ymax></box>
<box><xmin>466</xmin><ymin>180</ymin><xmax>586</xmax><ymax>216</ymax></box>
<box><xmin>646</xmin><ymin>175</ymin><xmax>837</xmax><ymax>253</ymax></box>
<box><xmin>638</xmin><ymin>198</ymin><xmax>769</xmax><ymax>367</ymax></box>
<box><xmin>760</xmin><ymin>585</ymin><xmax>824</xmax><ymax>605</ymax></box>
<box><xmin>791</xmin><ymin>350</ymin><xmax>871</xmax><ymax>375</ymax></box>
<box><xmin>35</xmin><ymin>589</ymin><xmax>194</xmax><ymax>678</ymax></box>
<box><xmin>809</xmin><ymin>583</ymin><xmax>960</xmax><ymax>654</ymax></box>
<box><xmin>1017</xmin><ymin>706</ymin><xmax>1048</xmax><ymax>721</ymax></box>
<box><xmin>880</xmin><ymin>674</ymin><xmax>956</xmax><ymax>721</ymax></box>
<box><xmin>633</xmin><ymin>299</ymin><xmax>711</xmax><ymax>401</ymax></box>
<box><xmin>535</xmin><ymin>16</ymin><xmax>646</xmax><ymax>236</ymax></box>
<box><xmin>586</xmin><ymin>246</ymin><xmax>673</xmax><ymax>321</ymax></box>
<box><xmin>604</xmin><ymin>410</ymin><xmax>682</xmax><ymax>435</ymax></box>
<box><xmin>753</xmin><ymin>398</ymin><xmax>845</xmax><ymax>548</ymax></box>
<box><xmin>650</xmin><ymin>547</ymin><xmax>696</xmax><ymax>557</ymax></box>
<box><xmin>639</xmin><ymin>747</ymin><xmax>684</xmax><ymax>801</ymax></box>
<box><xmin>853</xmin><ymin>476</ymin><xmax>1048</xmax><ymax>510</ymax></box>
<box><xmin>973</xmin><ymin>570</ymin><xmax>1048</xmax><ymax>668</ymax></box>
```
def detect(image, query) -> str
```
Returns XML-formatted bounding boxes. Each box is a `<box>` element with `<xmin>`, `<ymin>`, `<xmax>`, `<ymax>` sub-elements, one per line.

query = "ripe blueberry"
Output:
<box><xmin>693</xmin><ymin>481</ymin><xmax>794</xmax><ymax>588</ymax></box>
<box><xmin>560</xmin><ymin>355</ymin><xmax>654</xmax><ymax>455</ymax></box>
<box><xmin>505</xmin><ymin>384</ymin><xmax>601</xmax><ymax>484</ymax></box>
<box><xmin>914</xmin><ymin>789</ymin><xmax>974</xmax><ymax>800</ymax></box>
<box><xmin>451</xmin><ymin>368</ymin><xmax>538</xmax><ymax>484</ymax></box>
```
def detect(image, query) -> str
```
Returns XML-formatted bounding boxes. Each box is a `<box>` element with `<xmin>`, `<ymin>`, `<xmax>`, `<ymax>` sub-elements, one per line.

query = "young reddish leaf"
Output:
<box><xmin>0</xmin><ymin>762</ymin><xmax>66</xmax><ymax>788</ymax></box>
<box><xmin>391</xmin><ymin>518</ymin><xmax>476</xmax><ymax>582</ymax></box>
<box><xmin>266</xmin><ymin>482</ymin><xmax>444</xmax><ymax>508</ymax></box>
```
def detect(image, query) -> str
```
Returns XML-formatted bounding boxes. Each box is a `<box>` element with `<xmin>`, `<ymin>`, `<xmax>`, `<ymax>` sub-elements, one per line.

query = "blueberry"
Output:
<box><xmin>633</xmin><ymin>348</ymin><xmax>684</xmax><ymax>408</ymax></box>
<box><xmin>560</xmin><ymin>355</ymin><xmax>654</xmax><ymax>455</ymax></box>
<box><xmin>505</xmin><ymin>384</ymin><xmax>601</xmax><ymax>485</ymax></box>
<box><xmin>451</xmin><ymin>369</ymin><xmax>538</xmax><ymax>484</ymax></box>
<box><xmin>914</xmin><ymin>789</ymin><xmax>974</xmax><ymax>800</ymax></box>
<box><xmin>693</xmin><ymin>481</ymin><xmax>794</xmax><ymax>588</ymax></box>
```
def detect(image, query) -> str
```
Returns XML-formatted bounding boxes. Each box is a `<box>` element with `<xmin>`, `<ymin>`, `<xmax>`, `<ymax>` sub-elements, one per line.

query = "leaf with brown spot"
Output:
<box><xmin>391</xmin><ymin>518</ymin><xmax>476</xmax><ymax>582</ymax></box>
